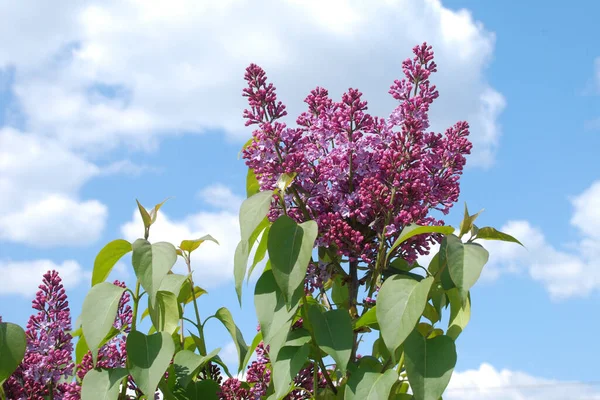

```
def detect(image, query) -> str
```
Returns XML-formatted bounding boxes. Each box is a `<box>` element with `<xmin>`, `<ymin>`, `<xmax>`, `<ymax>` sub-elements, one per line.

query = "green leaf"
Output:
<box><xmin>458</xmin><ymin>203</ymin><xmax>483</xmax><ymax>238</ymax></box>
<box><xmin>345</xmin><ymin>365</ymin><xmax>398</xmax><ymax>400</ymax></box>
<box><xmin>376</xmin><ymin>276</ymin><xmax>433</xmax><ymax>358</ymax></box>
<box><xmin>285</xmin><ymin>328</ymin><xmax>311</xmax><ymax>347</ymax></box>
<box><xmin>127</xmin><ymin>331</ymin><xmax>176</xmax><ymax>397</ymax></box>
<box><xmin>242</xmin><ymin>331</ymin><xmax>263</xmax><ymax>370</ymax></box>
<box><xmin>80</xmin><ymin>368</ymin><xmax>128</xmax><ymax>400</ymax></box>
<box><xmin>306</xmin><ymin>306</ymin><xmax>353</xmax><ymax>374</ymax></box>
<box><xmin>132</xmin><ymin>239</ymin><xmax>177</xmax><ymax>305</ymax></box>
<box><xmin>235</xmin><ymin>217</ymin><xmax>269</xmax><ymax>304</ymax></box>
<box><xmin>214</xmin><ymin>307</ymin><xmax>248</xmax><ymax>373</ymax></box>
<box><xmin>254</xmin><ymin>270</ymin><xmax>300</xmax><ymax>361</ymax></box>
<box><xmin>387</xmin><ymin>224</ymin><xmax>454</xmax><ymax>259</ymax></box>
<box><xmin>136</xmin><ymin>199</ymin><xmax>152</xmax><ymax>228</ymax></box>
<box><xmin>331</xmin><ymin>276</ymin><xmax>349</xmax><ymax>308</ymax></box>
<box><xmin>148</xmin><ymin>290</ymin><xmax>180</xmax><ymax>334</ymax></box>
<box><xmin>92</xmin><ymin>239</ymin><xmax>132</xmax><ymax>286</ymax></box>
<box><xmin>159</xmin><ymin>273</ymin><xmax>189</xmax><ymax>298</ymax></box>
<box><xmin>0</xmin><ymin>322</ymin><xmax>26</xmax><ymax>385</ymax></box>
<box><xmin>268</xmin><ymin>216</ymin><xmax>318</xmax><ymax>305</ymax></box>
<box><xmin>179</xmin><ymin>285</ymin><xmax>207</xmax><ymax>305</ymax></box>
<box><xmin>248</xmin><ymin>226</ymin><xmax>270</xmax><ymax>281</ymax></box>
<box><xmin>354</xmin><ymin>307</ymin><xmax>378</xmax><ymax>329</ymax></box>
<box><xmin>422</xmin><ymin>302</ymin><xmax>440</xmax><ymax>324</ymax></box>
<box><xmin>272</xmin><ymin>343</ymin><xmax>310</xmax><ymax>399</ymax></box>
<box><xmin>182</xmin><ymin>379</ymin><xmax>220</xmax><ymax>400</ymax></box>
<box><xmin>447</xmin><ymin>288</ymin><xmax>471</xmax><ymax>340</ymax></box>
<box><xmin>444</xmin><ymin>235</ymin><xmax>489</xmax><ymax>292</ymax></box>
<box><xmin>180</xmin><ymin>234</ymin><xmax>219</xmax><ymax>253</ymax></box>
<box><xmin>75</xmin><ymin>335</ymin><xmax>89</xmax><ymax>365</ymax></box>
<box><xmin>240</xmin><ymin>191</ymin><xmax>274</xmax><ymax>242</ymax></box>
<box><xmin>81</xmin><ymin>282</ymin><xmax>126</xmax><ymax>356</ymax></box>
<box><xmin>149</xmin><ymin>197</ymin><xmax>171</xmax><ymax>224</ymax></box>
<box><xmin>403</xmin><ymin>331</ymin><xmax>457</xmax><ymax>400</ymax></box>
<box><xmin>173</xmin><ymin>348</ymin><xmax>220</xmax><ymax>388</ymax></box>
<box><xmin>247</xmin><ymin>168</ymin><xmax>261</xmax><ymax>197</ymax></box>
<box><xmin>476</xmin><ymin>226</ymin><xmax>524</xmax><ymax>246</ymax></box>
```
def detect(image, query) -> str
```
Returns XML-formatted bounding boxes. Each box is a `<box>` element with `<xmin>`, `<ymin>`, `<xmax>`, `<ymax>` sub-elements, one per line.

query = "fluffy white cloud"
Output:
<box><xmin>1</xmin><ymin>0</ymin><xmax>504</xmax><ymax>166</ymax></box>
<box><xmin>446</xmin><ymin>363</ymin><xmax>600</xmax><ymax>400</ymax></box>
<box><xmin>0</xmin><ymin>128</ymin><xmax>110</xmax><ymax>247</ymax></box>
<box><xmin>472</xmin><ymin>181</ymin><xmax>600</xmax><ymax>299</ymax></box>
<box><xmin>0</xmin><ymin>259</ymin><xmax>86</xmax><ymax>296</ymax></box>
<box><xmin>121</xmin><ymin>185</ymin><xmax>243</xmax><ymax>287</ymax></box>
<box><xmin>197</xmin><ymin>184</ymin><xmax>244</xmax><ymax>214</ymax></box>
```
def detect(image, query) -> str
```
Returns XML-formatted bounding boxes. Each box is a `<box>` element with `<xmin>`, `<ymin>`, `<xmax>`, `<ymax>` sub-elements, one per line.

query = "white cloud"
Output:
<box><xmin>121</xmin><ymin>187</ymin><xmax>241</xmax><ymax>287</ymax></box>
<box><xmin>446</xmin><ymin>363</ymin><xmax>600</xmax><ymax>400</ymax></box>
<box><xmin>0</xmin><ymin>259</ymin><xmax>86</xmax><ymax>297</ymax></box>
<box><xmin>0</xmin><ymin>194</ymin><xmax>107</xmax><ymax>247</ymax></box>
<box><xmin>469</xmin><ymin>180</ymin><xmax>600</xmax><ymax>299</ymax></box>
<box><xmin>1</xmin><ymin>0</ymin><xmax>504</xmax><ymax>166</ymax></box>
<box><xmin>220</xmin><ymin>341</ymin><xmax>239</xmax><ymax>370</ymax></box>
<box><xmin>0</xmin><ymin>128</ymin><xmax>110</xmax><ymax>247</ymax></box>
<box><xmin>197</xmin><ymin>184</ymin><xmax>244</xmax><ymax>214</ymax></box>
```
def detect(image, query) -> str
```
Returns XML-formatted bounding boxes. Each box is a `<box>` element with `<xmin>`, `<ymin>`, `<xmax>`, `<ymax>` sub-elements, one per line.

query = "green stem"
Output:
<box><xmin>131</xmin><ymin>280</ymin><xmax>141</xmax><ymax>331</ymax></box>
<box><xmin>185</xmin><ymin>252</ymin><xmax>207</xmax><ymax>355</ymax></box>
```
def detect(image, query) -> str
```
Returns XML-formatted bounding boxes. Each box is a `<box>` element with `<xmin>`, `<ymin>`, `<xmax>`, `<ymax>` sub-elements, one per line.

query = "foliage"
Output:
<box><xmin>0</xmin><ymin>42</ymin><xmax>520</xmax><ymax>400</ymax></box>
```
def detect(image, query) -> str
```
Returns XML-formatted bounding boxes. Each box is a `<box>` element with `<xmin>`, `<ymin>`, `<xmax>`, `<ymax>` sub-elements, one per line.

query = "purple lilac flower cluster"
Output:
<box><xmin>242</xmin><ymin>43</ymin><xmax>471</xmax><ymax>270</ymax></box>
<box><xmin>219</xmin><ymin>340</ymin><xmax>326</xmax><ymax>399</ymax></box>
<box><xmin>2</xmin><ymin>271</ymin><xmax>77</xmax><ymax>400</ymax></box>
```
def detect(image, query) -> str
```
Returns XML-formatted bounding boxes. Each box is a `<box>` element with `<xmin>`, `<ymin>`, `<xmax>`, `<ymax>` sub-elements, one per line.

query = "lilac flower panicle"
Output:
<box><xmin>242</xmin><ymin>43</ymin><xmax>471</xmax><ymax>282</ymax></box>
<box><xmin>3</xmin><ymin>270</ymin><xmax>75</xmax><ymax>400</ymax></box>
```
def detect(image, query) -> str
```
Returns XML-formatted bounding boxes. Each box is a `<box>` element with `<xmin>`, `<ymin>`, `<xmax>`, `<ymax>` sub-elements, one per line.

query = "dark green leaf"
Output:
<box><xmin>268</xmin><ymin>216</ymin><xmax>318</xmax><ymax>305</ymax></box>
<box><xmin>331</xmin><ymin>276</ymin><xmax>349</xmax><ymax>308</ymax></box>
<box><xmin>404</xmin><ymin>331</ymin><xmax>457</xmax><ymax>400</ymax></box>
<box><xmin>344</xmin><ymin>362</ymin><xmax>398</xmax><ymax>400</ymax></box>
<box><xmin>476</xmin><ymin>227</ymin><xmax>523</xmax><ymax>246</ymax></box>
<box><xmin>214</xmin><ymin>307</ymin><xmax>248</xmax><ymax>373</ymax></box>
<box><xmin>272</xmin><ymin>343</ymin><xmax>310</xmax><ymax>399</ymax></box>
<box><xmin>173</xmin><ymin>348</ymin><xmax>220</xmax><ymax>388</ymax></box>
<box><xmin>127</xmin><ymin>331</ymin><xmax>175</xmax><ymax>397</ymax></box>
<box><xmin>306</xmin><ymin>306</ymin><xmax>352</xmax><ymax>374</ymax></box>
<box><xmin>92</xmin><ymin>239</ymin><xmax>132</xmax><ymax>286</ymax></box>
<box><xmin>248</xmin><ymin>226</ymin><xmax>270</xmax><ymax>281</ymax></box>
<box><xmin>183</xmin><ymin>379</ymin><xmax>220</xmax><ymax>400</ymax></box>
<box><xmin>0</xmin><ymin>322</ymin><xmax>26</xmax><ymax>384</ymax></box>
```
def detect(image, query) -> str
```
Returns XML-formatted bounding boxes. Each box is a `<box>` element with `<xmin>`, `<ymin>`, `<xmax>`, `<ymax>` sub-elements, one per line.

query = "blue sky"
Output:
<box><xmin>1</xmin><ymin>0</ymin><xmax>599</xmax><ymax>398</ymax></box>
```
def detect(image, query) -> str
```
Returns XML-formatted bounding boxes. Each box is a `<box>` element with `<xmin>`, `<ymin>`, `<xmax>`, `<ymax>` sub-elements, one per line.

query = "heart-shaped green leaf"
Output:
<box><xmin>81</xmin><ymin>368</ymin><xmax>128</xmax><ymax>400</ymax></box>
<box><xmin>447</xmin><ymin>288</ymin><xmax>471</xmax><ymax>340</ymax></box>
<box><xmin>0</xmin><ymin>322</ymin><xmax>26</xmax><ymax>385</ymax></box>
<box><xmin>345</xmin><ymin>363</ymin><xmax>398</xmax><ymax>400</ymax></box>
<box><xmin>132</xmin><ymin>239</ymin><xmax>177</xmax><ymax>304</ymax></box>
<box><xmin>403</xmin><ymin>331</ymin><xmax>457</xmax><ymax>400</ymax></box>
<box><xmin>377</xmin><ymin>276</ymin><xmax>433</xmax><ymax>358</ymax></box>
<box><xmin>92</xmin><ymin>239</ymin><xmax>132</xmax><ymax>286</ymax></box>
<box><xmin>443</xmin><ymin>235</ymin><xmax>489</xmax><ymax>292</ymax></box>
<box><xmin>127</xmin><ymin>331</ymin><xmax>175</xmax><ymax>397</ymax></box>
